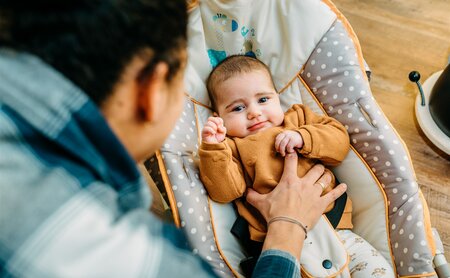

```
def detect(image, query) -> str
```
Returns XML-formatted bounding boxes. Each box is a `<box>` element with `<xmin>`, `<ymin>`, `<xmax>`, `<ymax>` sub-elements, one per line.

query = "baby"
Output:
<box><xmin>199</xmin><ymin>55</ymin><xmax>352</xmax><ymax>242</ymax></box>
<box><xmin>199</xmin><ymin>55</ymin><xmax>394</xmax><ymax>276</ymax></box>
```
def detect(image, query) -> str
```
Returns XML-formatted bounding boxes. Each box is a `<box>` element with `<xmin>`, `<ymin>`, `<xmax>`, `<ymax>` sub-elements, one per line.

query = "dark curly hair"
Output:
<box><xmin>0</xmin><ymin>0</ymin><xmax>187</xmax><ymax>105</ymax></box>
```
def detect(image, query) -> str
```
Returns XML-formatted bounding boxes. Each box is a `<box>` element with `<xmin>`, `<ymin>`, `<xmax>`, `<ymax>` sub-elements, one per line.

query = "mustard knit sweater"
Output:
<box><xmin>199</xmin><ymin>104</ymin><xmax>352</xmax><ymax>242</ymax></box>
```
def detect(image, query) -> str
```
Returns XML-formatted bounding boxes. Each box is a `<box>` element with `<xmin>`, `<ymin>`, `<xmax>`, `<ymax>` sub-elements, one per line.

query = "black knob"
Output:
<box><xmin>409</xmin><ymin>71</ymin><xmax>421</xmax><ymax>82</ymax></box>
<box><xmin>409</xmin><ymin>71</ymin><xmax>425</xmax><ymax>106</ymax></box>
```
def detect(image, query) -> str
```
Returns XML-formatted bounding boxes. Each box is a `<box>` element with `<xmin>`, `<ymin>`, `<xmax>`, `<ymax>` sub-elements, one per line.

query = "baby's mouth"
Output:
<box><xmin>248</xmin><ymin>121</ymin><xmax>268</xmax><ymax>132</ymax></box>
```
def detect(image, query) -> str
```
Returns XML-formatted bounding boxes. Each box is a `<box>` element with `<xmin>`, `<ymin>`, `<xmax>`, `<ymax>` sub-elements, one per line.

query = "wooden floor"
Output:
<box><xmin>332</xmin><ymin>0</ymin><xmax>450</xmax><ymax>257</ymax></box>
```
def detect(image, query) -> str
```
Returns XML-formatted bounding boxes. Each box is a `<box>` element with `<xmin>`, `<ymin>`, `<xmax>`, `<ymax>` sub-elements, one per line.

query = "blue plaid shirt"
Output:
<box><xmin>0</xmin><ymin>49</ymin><xmax>299</xmax><ymax>278</ymax></box>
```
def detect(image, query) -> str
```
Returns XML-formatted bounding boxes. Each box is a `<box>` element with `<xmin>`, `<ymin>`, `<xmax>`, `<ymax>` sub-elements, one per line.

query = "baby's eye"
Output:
<box><xmin>232</xmin><ymin>105</ymin><xmax>245</xmax><ymax>112</ymax></box>
<box><xmin>259</xmin><ymin>97</ymin><xmax>269</xmax><ymax>103</ymax></box>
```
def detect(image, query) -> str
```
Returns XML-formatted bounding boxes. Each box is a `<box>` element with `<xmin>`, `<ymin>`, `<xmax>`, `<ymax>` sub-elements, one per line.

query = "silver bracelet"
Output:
<box><xmin>268</xmin><ymin>216</ymin><xmax>308</xmax><ymax>239</ymax></box>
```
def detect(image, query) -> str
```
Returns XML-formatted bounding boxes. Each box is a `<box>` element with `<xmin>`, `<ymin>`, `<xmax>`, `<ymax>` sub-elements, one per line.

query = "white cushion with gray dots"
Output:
<box><xmin>146</xmin><ymin>0</ymin><xmax>441</xmax><ymax>277</ymax></box>
<box><xmin>298</xmin><ymin>19</ymin><xmax>437</xmax><ymax>275</ymax></box>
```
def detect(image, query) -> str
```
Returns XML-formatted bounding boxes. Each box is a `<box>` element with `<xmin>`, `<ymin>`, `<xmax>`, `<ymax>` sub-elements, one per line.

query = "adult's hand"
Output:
<box><xmin>246</xmin><ymin>152</ymin><xmax>347</xmax><ymax>260</ymax></box>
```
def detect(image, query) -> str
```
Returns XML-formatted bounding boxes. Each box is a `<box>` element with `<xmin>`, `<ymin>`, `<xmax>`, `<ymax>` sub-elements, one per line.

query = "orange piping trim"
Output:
<box><xmin>207</xmin><ymin>197</ymin><xmax>239</xmax><ymax>277</ymax></box>
<box><xmin>323</xmin><ymin>216</ymin><xmax>351</xmax><ymax>276</ymax></box>
<box><xmin>301</xmin><ymin>255</ymin><xmax>349</xmax><ymax>278</ymax></box>
<box><xmin>323</xmin><ymin>48</ymin><xmax>436</xmax><ymax>270</ymax></box>
<box><xmin>321</xmin><ymin>0</ymin><xmax>417</xmax><ymax>181</ymax></box>
<box><xmin>297</xmin><ymin>74</ymin><xmax>326</xmax><ymax>115</ymax></box>
<box><xmin>419</xmin><ymin>190</ymin><xmax>437</xmax><ymax>256</ymax></box>
<box><xmin>359</xmin><ymin>95</ymin><xmax>433</xmax><ymax>274</ymax></box>
<box><xmin>185</xmin><ymin>92</ymin><xmax>213</xmax><ymax>110</ymax></box>
<box><xmin>155</xmin><ymin>150</ymin><xmax>181</xmax><ymax>227</ymax></box>
<box><xmin>193</xmin><ymin>102</ymin><xmax>202</xmax><ymax>143</ymax></box>
<box><xmin>182</xmin><ymin>2</ymin><xmax>430</xmax><ymax>273</ymax></box>
<box><xmin>190</xmin><ymin>95</ymin><xmax>238</xmax><ymax>275</ymax></box>
<box><xmin>347</xmin><ymin>144</ymin><xmax>395</xmax><ymax>267</ymax></box>
<box><xmin>347</xmin><ymin>148</ymin><xmax>399</xmax><ymax>273</ymax></box>
<box><xmin>297</xmin><ymin>75</ymin><xmax>396</xmax><ymax>273</ymax></box>
<box><xmin>193</xmin><ymin>100</ymin><xmax>238</xmax><ymax>276</ymax></box>
<box><xmin>301</xmin><ymin>217</ymin><xmax>350</xmax><ymax>277</ymax></box>
<box><xmin>187</xmin><ymin>0</ymin><xmax>199</xmax><ymax>12</ymax></box>
<box><xmin>307</xmin><ymin>5</ymin><xmax>430</xmax><ymax>269</ymax></box>
<box><xmin>321</xmin><ymin>0</ymin><xmax>417</xmax><ymax>177</ymax></box>
<box><xmin>321</xmin><ymin>0</ymin><xmax>368</xmax><ymax>83</ymax></box>
<box><xmin>398</xmin><ymin>272</ymin><xmax>438</xmax><ymax>278</ymax></box>
<box><xmin>278</xmin><ymin>65</ymin><xmax>306</xmax><ymax>94</ymax></box>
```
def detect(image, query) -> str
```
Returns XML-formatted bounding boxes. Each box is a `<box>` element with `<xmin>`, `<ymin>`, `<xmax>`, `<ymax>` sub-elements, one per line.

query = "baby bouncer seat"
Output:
<box><xmin>145</xmin><ymin>0</ymin><xmax>449</xmax><ymax>276</ymax></box>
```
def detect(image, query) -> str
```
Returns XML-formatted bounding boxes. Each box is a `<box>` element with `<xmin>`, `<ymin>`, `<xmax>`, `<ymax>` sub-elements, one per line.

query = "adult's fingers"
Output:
<box><xmin>278</xmin><ymin>152</ymin><xmax>299</xmax><ymax>184</ymax></box>
<box><xmin>321</xmin><ymin>183</ymin><xmax>347</xmax><ymax>210</ymax></box>
<box><xmin>313</xmin><ymin>170</ymin><xmax>332</xmax><ymax>193</ymax></box>
<box><xmin>301</xmin><ymin>164</ymin><xmax>325</xmax><ymax>187</ymax></box>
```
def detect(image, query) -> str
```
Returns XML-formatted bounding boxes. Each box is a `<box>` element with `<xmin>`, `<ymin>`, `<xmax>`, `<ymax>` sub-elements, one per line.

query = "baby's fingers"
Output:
<box><xmin>202</xmin><ymin>126</ymin><xmax>216</xmax><ymax>136</ymax></box>
<box><xmin>279</xmin><ymin>137</ymin><xmax>291</xmax><ymax>156</ymax></box>
<box><xmin>217</xmin><ymin>124</ymin><xmax>227</xmax><ymax>134</ymax></box>
<box><xmin>205</xmin><ymin>120</ymin><xmax>218</xmax><ymax>131</ymax></box>
<box><xmin>208</xmin><ymin>117</ymin><xmax>224</xmax><ymax>127</ymax></box>
<box><xmin>275</xmin><ymin>133</ymin><xmax>286</xmax><ymax>153</ymax></box>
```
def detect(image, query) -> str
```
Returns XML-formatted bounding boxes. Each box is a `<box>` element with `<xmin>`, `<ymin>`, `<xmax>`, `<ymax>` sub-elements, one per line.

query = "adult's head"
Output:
<box><xmin>206</xmin><ymin>55</ymin><xmax>283</xmax><ymax>138</ymax></box>
<box><xmin>0</xmin><ymin>0</ymin><xmax>188</xmax><ymax>161</ymax></box>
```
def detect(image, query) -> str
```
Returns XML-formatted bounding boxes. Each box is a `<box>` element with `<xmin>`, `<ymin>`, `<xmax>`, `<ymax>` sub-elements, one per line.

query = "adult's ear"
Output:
<box><xmin>138</xmin><ymin>62</ymin><xmax>169</xmax><ymax>123</ymax></box>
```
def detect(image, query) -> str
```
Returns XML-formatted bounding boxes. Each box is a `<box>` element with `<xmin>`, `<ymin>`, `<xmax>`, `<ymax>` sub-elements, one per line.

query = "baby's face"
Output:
<box><xmin>215</xmin><ymin>70</ymin><xmax>284</xmax><ymax>138</ymax></box>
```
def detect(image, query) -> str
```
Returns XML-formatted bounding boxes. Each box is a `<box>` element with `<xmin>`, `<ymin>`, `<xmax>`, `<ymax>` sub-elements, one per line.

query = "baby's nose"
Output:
<box><xmin>247</xmin><ymin>106</ymin><xmax>262</xmax><ymax>119</ymax></box>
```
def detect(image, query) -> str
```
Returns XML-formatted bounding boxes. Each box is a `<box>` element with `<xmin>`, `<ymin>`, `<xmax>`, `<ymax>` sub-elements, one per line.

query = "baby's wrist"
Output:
<box><xmin>202</xmin><ymin>137</ymin><xmax>217</xmax><ymax>143</ymax></box>
<box><xmin>202</xmin><ymin>138</ymin><xmax>224</xmax><ymax>144</ymax></box>
<box><xmin>203</xmin><ymin>140</ymin><xmax>219</xmax><ymax>144</ymax></box>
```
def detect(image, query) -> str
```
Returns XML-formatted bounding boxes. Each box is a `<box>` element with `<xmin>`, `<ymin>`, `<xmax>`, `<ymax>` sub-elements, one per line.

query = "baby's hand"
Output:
<box><xmin>275</xmin><ymin>130</ymin><xmax>304</xmax><ymax>156</ymax></box>
<box><xmin>202</xmin><ymin>116</ymin><xmax>227</xmax><ymax>143</ymax></box>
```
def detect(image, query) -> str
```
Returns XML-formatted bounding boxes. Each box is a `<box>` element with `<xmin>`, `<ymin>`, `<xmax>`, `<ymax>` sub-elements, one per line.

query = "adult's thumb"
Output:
<box><xmin>246</xmin><ymin>188</ymin><xmax>263</xmax><ymax>209</ymax></box>
<box><xmin>279</xmin><ymin>152</ymin><xmax>298</xmax><ymax>183</ymax></box>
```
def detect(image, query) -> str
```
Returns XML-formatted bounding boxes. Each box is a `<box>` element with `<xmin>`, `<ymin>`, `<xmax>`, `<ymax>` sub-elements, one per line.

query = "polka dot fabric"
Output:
<box><xmin>147</xmin><ymin>99</ymin><xmax>233</xmax><ymax>277</ymax></box>
<box><xmin>145</xmin><ymin>0</ymin><xmax>442</xmax><ymax>276</ymax></box>
<box><xmin>299</xmin><ymin>20</ymin><xmax>435</xmax><ymax>276</ymax></box>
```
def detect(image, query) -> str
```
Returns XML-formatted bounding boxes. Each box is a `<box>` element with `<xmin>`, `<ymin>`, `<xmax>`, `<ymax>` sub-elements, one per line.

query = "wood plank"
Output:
<box><xmin>333</xmin><ymin>0</ymin><xmax>450</xmax><ymax>257</ymax></box>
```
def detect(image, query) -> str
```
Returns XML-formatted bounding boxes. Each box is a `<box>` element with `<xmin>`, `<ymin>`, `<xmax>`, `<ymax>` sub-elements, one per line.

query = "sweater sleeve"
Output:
<box><xmin>199</xmin><ymin>138</ymin><xmax>247</xmax><ymax>203</ymax></box>
<box><xmin>252</xmin><ymin>249</ymin><xmax>301</xmax><ymax>278</ymax></box>
<box><xmin>286</xmin><ymin>104</ymin><xmax>350</xmax><ymax>166</ymax></box>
